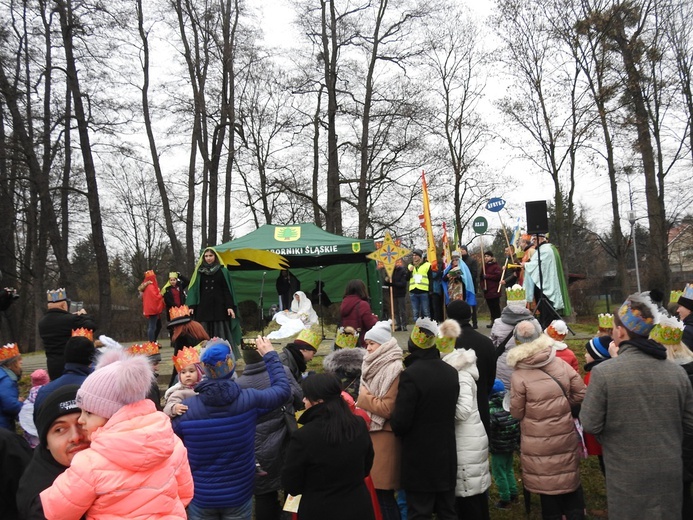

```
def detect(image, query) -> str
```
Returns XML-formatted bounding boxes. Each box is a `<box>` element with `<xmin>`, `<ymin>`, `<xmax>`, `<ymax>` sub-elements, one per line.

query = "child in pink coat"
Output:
<box><xmin>39</xmin><ymin>347</ymin><xmax>194</xmax><ymax>519</ymax></box>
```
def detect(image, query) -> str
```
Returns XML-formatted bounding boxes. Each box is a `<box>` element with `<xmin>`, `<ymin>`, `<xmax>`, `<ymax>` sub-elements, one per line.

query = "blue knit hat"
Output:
<box><xmin>585</xmin><ymin>335</ymin><xmax>612</xmax><ymax>360</ymax></box>
<box><xmin>201</xmin><ymin>338</ymin><xmax>235</xmax><ymax>379</ymax></box>
<box><xmin>491</xmin><ymin>378</ymin><xmax>505</xmax><ymax>395</ymax></box>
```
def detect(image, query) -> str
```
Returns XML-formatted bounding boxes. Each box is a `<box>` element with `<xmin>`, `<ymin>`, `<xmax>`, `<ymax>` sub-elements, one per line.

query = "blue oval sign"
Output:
<box><xmin>486</xmin><ymin>198</ymin><xmax>506</xmax><ymax>212</ymax></box>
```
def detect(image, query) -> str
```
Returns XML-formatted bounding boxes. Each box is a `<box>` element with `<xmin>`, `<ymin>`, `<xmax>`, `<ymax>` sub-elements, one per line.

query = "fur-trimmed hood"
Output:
<box><xmin>443</xmin><ymin>348</ymin><xmax>479</xmax><ymax>380</ymax></box>
<box><xmin>506</xmin><ymin>334</ymin><xmax>555</xmax><ymax>369</ymax></box>
<box><xmin>323</xmin><ymin>347</ymin><xmax>366</xmax><ymax>376</ymax></box>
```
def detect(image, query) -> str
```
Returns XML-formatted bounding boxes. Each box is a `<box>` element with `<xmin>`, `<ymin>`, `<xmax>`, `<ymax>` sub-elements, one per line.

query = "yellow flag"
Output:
<box><xmin>421</xmin><ymin>171</ymin><xmax>438</xmax><ymax>271</ymax></box>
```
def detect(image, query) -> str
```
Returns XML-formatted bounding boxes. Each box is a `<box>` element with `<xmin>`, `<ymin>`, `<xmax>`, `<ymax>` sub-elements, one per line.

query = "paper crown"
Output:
<box><xmin>127</xmin><ymin>341</ymin><xmax>160</xmax><ymax>357</ymax></box>
<box><xmin>684</xmin><ymin>284</ymin><xmax>693</xmax><ymax>300</ymax></box>
<box><xmin>546</xmin><ymin>321</ymin><xmax>568</xmax><ymax>340</ymax></box>
<box><xmin>169</xmin><ymin>305</ymin><xmax>192</xmax><ymax>322</ymax></box>
<box><xmin>671</xmin><ymin>290</ymin><xmax>683</xmax><ymax>304</ymax></box>
<box><xmin>435</xmin><ymin>319</ymin><xmax>461</xmax><ymax>355</ymax></box>
<box><xmin>598</xmin><ymin>313</ymin><xmax>613</xmax><ymax>330</ymax></box>
<box><xmin>649</xmin><ymin>317</ymin><xmax>684</xmax><ymax>346</ymax></box>
<box><xmin>168</xmin><ymin>272</ymin><xmax>178</xmax><ymax>280</ymax></box>
<box><xmin>294</xmin><ymin>329</ymin><xmax>321</xmax><ymax>350</ymax></box>
<box><xmin>506</xmin><ymin>284</ymin><xmax>526</xmax><ymax>302</ymax></box>
<box><xmin>172</xmin><ymin>346</ymin><xmax>201</xmax><ymax>373</ymax></box>
<box><xmin>617</xmin><ymin>300</ymin><xmax>656</xmax><ymax>336</ymax></box>
<box><xmin>0</xmin><ymin>343</ymin><xmax>20</xmax><ymax>362</ymax></box>
<box><xmin>71</xmin><ymin>328</ymin><xmax>94</xmax><ymax>341</ymax></box>
<box><xmin>410</xmin><ymin>318</ymin><xmax>438</xmax><ymax>349</ymax></box>
<box><xmin>201</xmin><ymin>338</ymin><xmax>235</xmax><ymax>379</ymax></box>
<box><xmin>335</xmin><ymin>327</ymin><xmax>359</xmax><ymax>349</ymax></box>
<box><xmin>46</xmin><ymin>288</ymin><xmax>67</xmax><ymax>303</ymax></box>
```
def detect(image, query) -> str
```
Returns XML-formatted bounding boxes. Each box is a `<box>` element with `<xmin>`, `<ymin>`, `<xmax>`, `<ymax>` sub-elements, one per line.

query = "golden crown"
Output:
<box><xmin>335</xmin><ymin>328</ymin><xmax>358</xmax><ymax>349</ymax></box>
<box><xmin>435</xmin><ymin>336</ymin><xmax>456</xmax><ymax>355</ymax></box>
<box><xmin>410</xmin><ymin>326</ymin><xmax>436</xmax><ymax>349</ymax></box>
<box><xmin>71</xmin><ymin>328</ymin><xmax>94</xmax><ymax>341</ymax></box>
<box><xmin>172</xmin><ymin>346</ymin><xmax>201</xmax><ymax>372</ymax></box>
<box><xmin>506</xmin><ymin>284</ymin><xmax>526</xmax><ymax>302</ymax></box>
<box><xmin>649</xmin><ymin>322</ymin><xmax>684</xmax><ymax>346</ymax></box>
<box><xmin>169</xmin><ymin>305</ymin><xmax>191</xmax><ymax>321</ymax></box>
<box><xmin>598</xmin><ymin>313</ymin><xmax>613</xmax><ymax>330</ymax></box>
<box><xmin>0</xmin><ymin>343</ymin><xmax>20</xmax><ymax>362</ymax></box>
<box><xmin>295</xmin><ymin>329</ymin><xmax>322</xmax><ymax>350</ymax></box>
<box><xmin>127</xmin><ymin>341</ymin><xmax>160</xmax><ymax>357</ymax></box>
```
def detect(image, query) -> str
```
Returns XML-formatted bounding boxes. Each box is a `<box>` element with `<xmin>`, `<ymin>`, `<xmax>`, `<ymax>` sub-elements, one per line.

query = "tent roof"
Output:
<box><xmin>216</xmin><ymin>223</ymin><xmax>375</xmax><ymax>269</ymax></box>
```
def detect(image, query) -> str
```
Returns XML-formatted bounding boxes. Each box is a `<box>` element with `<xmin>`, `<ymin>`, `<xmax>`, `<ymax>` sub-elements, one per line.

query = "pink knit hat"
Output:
<box><xmin>31</xmin><ymin>368</ymin><xmax>49</xmax><ymax>387</ymax></box>
<box><xmin>76</xmin><ymin>348</ymin><xmax>154</xmax><ymax>419</ymax></box>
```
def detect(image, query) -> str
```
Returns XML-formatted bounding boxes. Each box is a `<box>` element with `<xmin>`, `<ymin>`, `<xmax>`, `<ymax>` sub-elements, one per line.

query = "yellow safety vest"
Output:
<box><xmin>409</xmin><ymin>263</ymin><xmax>431</xmax><ymax>292</ymax></box>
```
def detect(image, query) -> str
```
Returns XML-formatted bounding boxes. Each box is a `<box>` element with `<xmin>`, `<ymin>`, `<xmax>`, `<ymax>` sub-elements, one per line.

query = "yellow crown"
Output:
<box><xmin>649</xmin><ymin>322</ymin><xmax>684</xmax><ymax>345</ymax></box>
<box><xmin>335</xmin><ymin>328</ymin><xmax>359</xmax><ymax>349</ymax></box>
<box><xmin>0</xmin><ymin>343</ymin><xmax>20</xmax><ymax>362</ymax></box>
<box><xmin>71</xmin><ymin>328</ymin><xmax>94</xmax><ymax>341</ymax></box>
<box><xmin>169</xmin><ymin>305</ymin><xmax>191</xmax><ymax>321</ymax></box>
<box><xmin>172</xmin><ymin>346</ymin><xmax>201</xmax><ymax>372</ymax></box>
<box><xmin>435</xmin><ymin>336</ymin><xmax>456</xmax><ymax>355</ymax></box>
<box><xmin>671</xmin><ymin>290</ymin><xmax>683</xmax><ymax>304</ymax></box>
<box><xmin>127</xmin><ymin>341</ymin><xmax>160</xmax><ymax>357</ymax></box>
<box><xmin>295</xmin><ymin>329</ymin><xmax>322</xmax><ymax>350</ymax></box>
<box><xmin>598</xmin><ymin>313</ymin><xmax>613</xmax><ymax>330</ymax></box>
<box><xmin>506</xmin><ymin>284</ymin><xmax>526</xmax><ymax>302</ymax></box>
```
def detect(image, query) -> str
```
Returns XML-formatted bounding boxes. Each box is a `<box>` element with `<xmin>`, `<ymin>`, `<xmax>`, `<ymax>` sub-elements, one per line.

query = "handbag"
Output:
<box><xmin>281</xmin><ymin>406</ymin><xmax>298</xmax><ymax>434</ymax></box>
<box><xmin>539</xmin><ymin>368</ymin><xmax>587</xmax><ymax>456</ymax></box>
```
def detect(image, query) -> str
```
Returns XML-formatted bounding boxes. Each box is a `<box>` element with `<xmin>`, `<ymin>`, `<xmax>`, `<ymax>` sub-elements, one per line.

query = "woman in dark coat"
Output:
<box><xmin>340</xmin><ymin>279</ymin><xmax>379</xmax><ymax>348</ymax></box>
<box><xmin>282</xmin><ymin>373</ymin><xmax>375</xmax><ymax>520</ymax></box>
<box><xmin>186</xmin><ymin>247</ymin><xmax>241</xmax><ymax>356</ymax></box>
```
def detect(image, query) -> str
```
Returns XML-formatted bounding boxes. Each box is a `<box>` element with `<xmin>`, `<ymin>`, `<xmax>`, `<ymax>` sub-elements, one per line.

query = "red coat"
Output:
<box><xmin>340</xmin><ymin>295</ymin><xmax>378</xmax><ymax>348</ymax></box>
<box><xmin>141</xmin><ymin>274</ymin><xmax>164</xmax><ymax>317</ymax></box>
<box><xmin>482</xmin><ymin>261</ymin><xmax>502</xmax><ymax>299</ymax></box>
<box><xmin>582</xmin><ymin>371</ymin><xmax>602</xmax><ymax>456</ymax></box>
<box><xmin>555</xmin><ymin>345</ymin><xmax>580</xmax><ymax>373</ymax></box>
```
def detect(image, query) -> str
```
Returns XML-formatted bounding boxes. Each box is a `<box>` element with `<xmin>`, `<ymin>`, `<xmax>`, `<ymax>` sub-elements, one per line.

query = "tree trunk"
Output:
<box><xmin>322</xmin><ymin>0</ymin><xmax>342</xmax><ymax>234</ymax></box>
<box><xmin>56</xmin><ymin>0</ymin><xmax>112</xmax><ymax>330</ymax></box>
<box><xmin>136</xmin><ymin>0</ymin><xmax>186</xmax><ymax>270</ymax></box>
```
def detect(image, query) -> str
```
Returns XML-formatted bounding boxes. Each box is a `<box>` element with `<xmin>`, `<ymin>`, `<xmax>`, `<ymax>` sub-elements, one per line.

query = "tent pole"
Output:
<box><xmin>258</xmin><ymin>271</ymin><xmax>267</xmax><ymax>336</ymax></box>
<box><xmin>318</xmin><ymin>266</ymin><xmax>325</xmax><ymax>340</ymax></box>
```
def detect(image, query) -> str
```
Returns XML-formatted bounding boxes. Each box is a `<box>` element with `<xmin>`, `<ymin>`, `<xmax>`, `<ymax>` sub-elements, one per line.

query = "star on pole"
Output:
<box><xmin>367</xmin><ymin>232</ymin><xmax>411</xmax><ymax>278</ymax></box>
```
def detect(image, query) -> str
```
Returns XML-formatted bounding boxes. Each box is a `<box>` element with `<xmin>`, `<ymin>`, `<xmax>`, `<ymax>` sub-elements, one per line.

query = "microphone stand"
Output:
<box><xmin>259</xmin><ymin>271</ymin><xmax>267</xmax><ymax>336</ymax></box>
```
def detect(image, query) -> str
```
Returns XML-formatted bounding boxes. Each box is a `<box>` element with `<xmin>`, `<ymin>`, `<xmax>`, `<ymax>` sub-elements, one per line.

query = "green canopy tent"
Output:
<box><xmin>213</xmin><ymin>223</ymin><xmax>382</xmax><ymax>329</ymax></box>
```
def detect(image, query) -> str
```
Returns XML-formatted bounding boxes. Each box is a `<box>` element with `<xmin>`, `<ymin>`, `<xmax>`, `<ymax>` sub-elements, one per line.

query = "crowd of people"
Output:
<box><xmin>3</xmin><ymin>243</ymin><xmax>693</xmax><ymax>520</ymax></box>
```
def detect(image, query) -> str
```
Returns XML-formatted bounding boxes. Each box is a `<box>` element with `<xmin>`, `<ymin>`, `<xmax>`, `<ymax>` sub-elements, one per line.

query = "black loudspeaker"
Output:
<box><xmin>525</xmin><ymin>200</ymin><xmax>549</xmax><ymax>235</ymax></box>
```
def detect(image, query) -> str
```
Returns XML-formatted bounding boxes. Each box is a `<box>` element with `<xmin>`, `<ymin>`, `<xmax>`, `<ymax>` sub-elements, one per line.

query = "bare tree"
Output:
<box><xmin>493</xmin><ymin>0</ymin><xmax>593</xmax><ymax>269</ymax></box>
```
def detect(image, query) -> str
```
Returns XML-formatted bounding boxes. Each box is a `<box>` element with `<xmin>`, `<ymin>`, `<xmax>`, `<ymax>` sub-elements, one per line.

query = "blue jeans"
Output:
<box><xmin>146</xmin><ymin>315</ymin><xmax>161</xmax><ymax>342</ymax></box>
<box><xmin>409</xmin><ymin>292</ymin><xmax>430</xmax><ymax>320</ymax></box>
<box><xmin>187</xmin><ymin>498</ymin><xmax>253</xmax><ymax>520</ymax></box>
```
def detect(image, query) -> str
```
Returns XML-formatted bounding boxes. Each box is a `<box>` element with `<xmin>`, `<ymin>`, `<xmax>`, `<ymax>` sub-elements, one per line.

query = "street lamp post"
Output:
<box><xmin>627</xmin><ymin>210</ymin><xmax>642</xmax><ymax>293</ymax></box>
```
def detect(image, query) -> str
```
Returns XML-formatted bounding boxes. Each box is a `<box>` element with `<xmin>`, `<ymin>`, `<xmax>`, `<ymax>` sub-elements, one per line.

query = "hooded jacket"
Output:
<box><xmin>491</xmin><ymin>306</ymin><xmax>541</xmax><ymax>390</ymax></box>
<box><xmin>339</xmin><ymin>295</ymin><xmax>378</xmax><ymax>348</ymax></box>
<box><xmin>40</xmin><ymin>399</ymin><xmax>194</xmax><ymax>519</ymax></box>
<box><xmin>173</xmin><ymin>351</ymin><xmax>290</xmax><ymax>509</ymax></box>
<box><xmin>507</xmin><ymin>334</ymin><xmax>586</xmax><ymax>495</ymax></box>
<box><xmin>443</xmin><ymin>348</ymin><xmax>491</xmax><ymax>497</ymax></box>
<box><xmin>0</xmin><ymin>366</ymin><xmax>22</xmax><ymax>431</ymax></box>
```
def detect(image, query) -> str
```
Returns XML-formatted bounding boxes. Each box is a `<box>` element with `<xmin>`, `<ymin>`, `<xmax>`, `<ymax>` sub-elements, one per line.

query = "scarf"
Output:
<box><xmin>198</xmin><ymin>262</ymin><xmax>221</xmax><ymax>276</ymax></box>
<box><xmin>285</xmin><ymin>343</ymin><xmax>307</xmax><ymax>373</ymax></box>
<box><xmin>361</xmin><ymin>338</ymin><xmax>403</xmax><ymax>431</ymax></box>
<box><xmin>624</xmin><ymin>336</ymin><xmax>668</xmax><ymax>360</ymax></box>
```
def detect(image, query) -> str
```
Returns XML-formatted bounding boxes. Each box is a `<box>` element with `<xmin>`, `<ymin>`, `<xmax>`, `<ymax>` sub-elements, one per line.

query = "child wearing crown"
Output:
<box><xmin>0</xmin><ymin>343</ymin><xmax>24</xmax><ymax>431</ymax></box>
<box><xmin>164</xmin><ymin>347</ymin><xmax>203</xmax><ymax>418</ymax></box>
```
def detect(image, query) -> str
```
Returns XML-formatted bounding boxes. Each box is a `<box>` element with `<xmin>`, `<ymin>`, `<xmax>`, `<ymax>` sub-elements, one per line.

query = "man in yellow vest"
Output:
<box><xmin>407</xmin><ymin>249</ymin><xmax>432</xmax><ymax>321</ymax></box>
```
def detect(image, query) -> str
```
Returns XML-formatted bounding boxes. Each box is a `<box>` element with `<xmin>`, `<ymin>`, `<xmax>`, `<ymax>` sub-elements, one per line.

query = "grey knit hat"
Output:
<box><xmin>363</xmin><ymin>320</ymin><xmax>393</xmax><ymax>345</ymax></box>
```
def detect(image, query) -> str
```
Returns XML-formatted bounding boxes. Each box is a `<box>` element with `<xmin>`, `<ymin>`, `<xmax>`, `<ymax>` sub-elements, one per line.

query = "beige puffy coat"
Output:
<box><xmin>507</xmin><ymin>334</ymin><xmax>586</xmax><ymax>495</ymax></box>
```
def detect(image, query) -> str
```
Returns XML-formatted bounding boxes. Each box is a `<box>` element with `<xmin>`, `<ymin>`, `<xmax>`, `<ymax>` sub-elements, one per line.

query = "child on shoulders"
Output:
<box><xmin>164</xmin><ymin>346</ymin><xmax>203</xmax><ymax>417</ymax></box>
<box><xmin>39</xmin><ymin>347</ymin><xmax>194</xmax><ymax>519</ymax></box>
